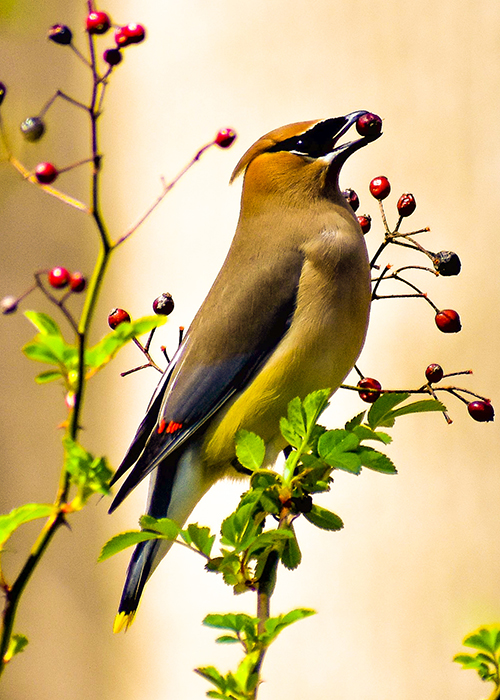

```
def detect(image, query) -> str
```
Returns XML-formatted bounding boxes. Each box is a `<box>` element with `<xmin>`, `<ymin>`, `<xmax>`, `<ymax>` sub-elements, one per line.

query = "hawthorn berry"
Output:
<box><xmin>48</xmin><ymin>24</ymin><xmax>73</xmax><ymax>45</ymax></box>
<box><xmin>433</xmin><ymin>251</ymin><xmax>461</xmax><ymax>277</ymax></box>
<box><xmin>48</xmin><ymin>266</ymin><xmax>70</xmax><ymax>289</ymax></box>
<box><xmin>435</xmin><ymin>309</ymin><xmax>462</xmax><ymax>333</ymax></box>
<box><xmin>425</xmin><ymin>363</ymin><xmax>444</xmax><ymax>383</ymax></box>
<box><xmin>103</xmin><ymin>48</ymin><xmax>122</xmax><ymax>66</ymax></box>
<box><xmin>69</xmin><ymin>272</ymin><xmax>86</xmax><ymax>293</ymax></box>
<box><xmin>369</xmin><ymin>176</ymin><xmax>391</xmax><ymax>200</ymax></box>
<box><xmin>357</xmin><ymin>377</ymin><xmax>382</xmax><ymax>403</ymax></box>
<box><xmin>20</xmin><ymin>116</ymin><xmax>45</xmax><ymax>142</ymax></box>
<box><xmin>108</xmin><ymin>308</ymin><xmax>131</xmax><ymax>329</ymax></box>
<box><xmin>1</xmin><ymin>296</ymin><xmax>18</xmax><ymax>314</ymax></box>
<box><xmin>467</xmin><ymin>400</ymin><xmax>494</xmax><ymax>423</ymax></box>
<box><xmin>153</xmin><ymin>292</ymin><xmax>175</xmax><ymax>316</ymax></box>
<box><xmin>215</xmin><ymin>128</ymin><xmax>237</xmax><ymax>148</ymax></box>
<box><xmin>86</xmin><ymin>11</ymin><xmax>111</xmax><ymax>35</ymax></box>
<box><xmin>397</xmin><ymin>193</ymin><xmax>416</xmax><ymax>217</ymax></box>
<box><xmin>342</xmin><ymin>188</ymin><xmax>359</xmax><ymax>212</ymax></box>
<box><xmin>0</xmin><ymin>82</ymin><xmax>6</xmax><ymax>106</ymax></box>
<box><xmin>356</xmin><ymin>112</ymin><xmax>382</xmax><ymax>138</ymax></box>
<box><xmin>115</xmin><ymin>24</ymin><xmax>146</xmax><ymax>47</ymax></box>
<box><xmin>357</xmin><ymin>214</ymin><xmax>371</xmax><ymax>234</ymax></box>
<box><xmin>35</xmin><ymin>162</ymin><xmax>58</xmax><ymax>185</ymax></box>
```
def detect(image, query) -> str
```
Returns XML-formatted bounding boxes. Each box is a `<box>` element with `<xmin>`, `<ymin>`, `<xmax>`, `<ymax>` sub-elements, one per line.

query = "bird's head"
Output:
<box><xmin>231</xmin><ymin>111</ymin><xmax>382</xmax><ymax>204</ymax></box>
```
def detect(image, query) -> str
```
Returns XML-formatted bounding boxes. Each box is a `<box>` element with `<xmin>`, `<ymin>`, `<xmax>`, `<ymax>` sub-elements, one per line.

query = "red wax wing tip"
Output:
<box><xmin>157</xmin><ymin>419</ymin><xmax>166</xmax><ymax>434</ymax></box>
<box><xmin>166</xmin><ymin>421</ymin><xmax>183</xmax><ymax>434</ymax></box>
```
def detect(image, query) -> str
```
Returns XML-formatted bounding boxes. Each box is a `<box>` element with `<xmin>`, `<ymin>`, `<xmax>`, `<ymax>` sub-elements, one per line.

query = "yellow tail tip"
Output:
<box><xmin>113</xmin><ymin>611</ymin><xmax>136</xmax><ymax>634</ymax></box>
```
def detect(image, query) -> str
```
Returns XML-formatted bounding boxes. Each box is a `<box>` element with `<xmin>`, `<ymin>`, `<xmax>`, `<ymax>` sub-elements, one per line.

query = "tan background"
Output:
<box><xmin>1</xmin><ymin>1</ymin><xmax>499</xmax><ymax>698</ymax></box>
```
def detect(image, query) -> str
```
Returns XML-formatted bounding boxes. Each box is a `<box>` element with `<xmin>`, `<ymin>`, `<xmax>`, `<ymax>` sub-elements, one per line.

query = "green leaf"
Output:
<box><xmin>281</xmin><ymin>529</ymin><xmax>302</xmax><ymax>569</ymax></box>
<box><xmin>263</xmin><ymin>608</ymin><xmax>315</xmax><ymax>643</ymax></box>
<box><xmin>24</xmin><ymin>310</ymin><xmax>61</xmax><ymax>336</ymax></box>
<box><xmin>287</xmin><ymin>397</ymin><xmax>307</xmax><ymax>436</ymax></box>
<box><xmin>389</xmin><ymin>398</ymin><xmax>447</xmax><ymax>420</ymax></box>
<box><xmin>203</xmin><ymin>613</ymin><xmax>256</xmax><ymax>634</ymax></box>
<box><xmin>63</xmin><ymin>437</ymin><xmax>112</xmax><ymax>507</ymax></box>
<box><xmin>182</xmin><ymin>523</ymin><xmax>215</xmax><ymax>557</ymax></box>
<box><xmin>0</xmin><ymin>503</ymin><xmax>53</xmax><ymax>549</ymax></box>
<box><xmin>302</xmin><ymin>389</ymin><xmax>331</xmax><ymax>428</ymax></box>
<box><xmin>279</xmin><ymin>416</ymin><xmax>301</xmax><ymax>448</ymax></box>
<box><xmin>235</xmin><ymin>430</ymin><xmax>265</xmax><ymax>471</ymax></box>
<box><xmin>3</xmin><ymin>633</ymin><xmax>29</xmax><ymax>663</ymax></box>
<box><xmin>368</xmin><ymin>393</ymin><xmax>409</xmax><ymax>429</ymax></box>
<box><xmin>303</xmin><ymin>504</ymin><xmax>344</xmax><ymax>531</ymax></box>
<box><xmin>353</xmin><ymin>424</ymin><xmax>392</xmax><ymax>444</ymax></box>
<box><xmin>344</xmin><ymin>411</ymin><xmax>365</xmax><ymax>430</ymax></box>
<box><xmin>34</xmin><ymin>369</ymin><xmax>63</xmax><ymax>384</ymax></box>
<box><xmin>317</xmin><ymin>430</ymin><xmax>361</xmax><ymax>473</ymax></box>
<box><xmin>195</xmin><ymin>665</ymin><xmax>227</xmax><ymax>691</ymax></box>
<box><xmin>464</xmin><ymin>631</ymin><xmax>497</xmax><ymax>654</ymax></box>
<box><xmin>215</xmin><ymin>635</ymin><xmax>240</xmax><ymax>644</ymax></box>
<box><xmin>140</xmin><ymin>515</ymin><xmax>181</xmax><ymax>540</ymax></box>
<box><xmin>85</xmin><ymin>316</ymin><xmax>166</xmax><ymax>371</ymax></box>
<box><xmin>23</xmin><ymin>335</ymin><xmax>75</xmax><ymax>366</ymax></box>
<box><xmin>358</xmin><ymin>446</ymin><xmax>397</xmax><ymax>474</ymax></box>
<box><xmin>98</xmin><ymin>530</ymin><xmax>164</xmax><ymax>562</ymax></box>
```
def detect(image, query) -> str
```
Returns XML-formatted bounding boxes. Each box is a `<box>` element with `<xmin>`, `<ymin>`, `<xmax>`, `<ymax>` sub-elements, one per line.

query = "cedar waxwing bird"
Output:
<box><xmin>110</xmin><ymin>111</ymin><xmax>382</xmax><ymax>631</ymax></box>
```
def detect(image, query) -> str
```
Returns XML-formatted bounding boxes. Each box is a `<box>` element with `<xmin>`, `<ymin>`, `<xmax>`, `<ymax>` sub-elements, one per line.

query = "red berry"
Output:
<box><xmin>86</xmin><ymin>11</ymin><xmax>111</xmax><ymax>35</ymax></box>
<box><xmin>357</xmin><ymin>214</ymin><xmax>371</xmax><ymax>234</ymax></box>
<box><xmin>425</xmin><ymin>363</ymin><xmax>444</xmax><ymax>383</ymax></box>
<box><xmin>356</xmin><ymin>112</ymin><xmax>382</xmax><ymax>138</ymax></box>
<box><xmin>435</xmin><ymin>309</ymin><xmax>461</xmax><ymax>333</ymax></box>
<box><xmin>215</xmin><ymin>128</ymin><xmax>237</xmax><ymax>148</ymax></box>
<box><xmin>35</xmin><ymin>162</ymin><xmax>58</xmax><ymax>185</ymax></box>
<box><xmin>357</xmin><ymin>377</ymin><xmax>382</xmax><ymax>403</ymax></box>
<box><xmin>397</xmin><ymin>193</ymin><xmax>416</xmax><ymax>217</ymax></box>
<box><xmin>108</xmin><ymin>308</ymin><xmax>131</xmax><ymax>329</ymax></box>
<box><xmin>467</xmin><ymin>400</ymin><xmax>494</xmax><ymax>422</ymax></box>
<box><xmin>369</xmin><ymin>176</ymin><xmax>391</xmax><ymax>200</ymax></box>
<box><xmin>115</xmin><ymin>23</ymin><xmax>146</xmax><ymax>47</ymax></box>
<box><xmin>69</xmin><ymin>272</ymin><xmax>86</xmax><ymax>293</ymax></box>
<box><xmin>152</xmin><ymin>292</ymin><xmax>175</xmax><ymax>316</ymax></box>
<box><xmin>48</xmin><ymin>266</ymin><xmax>70</xmax><ymax>289</ymax></box>
<box><xmin>48</xmin><ymin>24</ymin><xmax>73</xmax><ymax>45</ymax></box>
<box><xmin>103</xmin><ymin>48</ymin><xmax>122</xmax><ymax>66</ymax></box>
<box><xmin>342</xmin><ymin>188</ymin><xmax>359</xmax><ymax>212</ymax></box>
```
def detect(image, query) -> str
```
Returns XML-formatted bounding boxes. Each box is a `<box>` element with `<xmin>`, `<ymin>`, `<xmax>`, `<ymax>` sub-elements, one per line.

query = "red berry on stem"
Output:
<box><xmin>86</xmin><ymin>11</ymin><xmax>111</xmax><ymax>35</ymax></box>
<box><xmin>69</xmin><ymin>272</ymin><xmax>86</xmax><ymax>293</ymax></box>
<box><xmin>467</xmin><ymin>400</ymin><xmax>494</xmax><ymax>422</ymax></box>
<box><xmin>115</xmin><ymin>23</ymin><xmax>146</xmax><ymax>47</ymax></box>
<box><xmin>356</xmin><ymin>112</ymin><xmax>382</xmax><ymax>138</ymax></box>
<box><xmin>435</xmin><ymin>309</ymin><xmax>461</xmax><ymax>333</ymax></box>
<box><xmin>153</xmin><ymin>292</ymin><xmax>175</xmax><ymax>316</ymax></box>
<box><xmin>369</xmin><ymin>176</ymin><xmax>391</xmax><ymax>200</ymax></box>
<box><xmin>48</xmin><ymin>266</ymin><xmax>70</xmax><ymax>289</ymax></box>
<box><xmin>48</xmin><ymin>24</ymin><xmax>73</xmax><ymax>45</ymax></box>
<box><xmin>108</xmin><ymin>308</ymin><xmax>131</xmax><ymax>330</ymax></box>
<box><xmin>357</xmin><ymin>214</ymin><xmax>371</xmax><ymax>234</ymax></box>
<box><xmin>342</xmin><ymin>188</ymin><xmax>359</xmax><ymax>212</ymax></box>
<box><xmin>397</xmin><ymin>193</ymin><xmax>416</xmax><ymax>217</ymax></box>
<box><xmin>357</xmin><ymin>377</ymin><xmax>382</xmax><ymax>403</ymax></box>
<box><xmin>425</xmin><ymin>363</ymin><xmax>444</xmax><ymax>383</ymax></box>
<box><xmin>103</xmin><ymin>48</ymin><xmax>122</xmax><ymax>66</ymax></box>
<box><xmin>35</xmin><ymin>162</ymin><xmax>58</xmax><ymax>185</ymax></box>
<box><xmin>215</xmin><ymin>128</ymin><xmax>237</xmax><ymax>148</ymax></box>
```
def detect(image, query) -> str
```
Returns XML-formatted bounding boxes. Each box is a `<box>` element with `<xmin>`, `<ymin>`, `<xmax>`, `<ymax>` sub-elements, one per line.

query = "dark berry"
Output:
<box><xmin>435</xmin><ymin>309</ymin><xmax>462</xmax><ymax>333</ymax></box>
<box><xmin>357</xmin><ymin>214</ymin><xmax>371</xmax><ymax>234</ymax></box>
<box><xmin>69</xmin><ymin>272</ymin><xmax>86</xmax><ymax>293</ymax></box>
<box><xmin>342</xmin><ymin>188</ymin><xmax>359</xmax><ymax>212</ymax></box>
<box><xmin>48</xmin><ymin>24</ymin><xmax>73</xmax><ymax>45</ymax></box>
<box><xmin>20</xmin><ymin>116</ymin><xmax>45</xmax><ymax>142</ymax></box>
<box><xmin>48</xmin><ymin>266</ymin><xmax>70</xmax><ymax>289</ymax></box>
<box><xmin>86</xmin><ymin>11</ymin><xmax>111</xmax><ymax>35</ymax></box>
<box><xmin>369</xmin><ymin>176</ymin><xmax>391</xmax><ymax>200</ymax></box>
<box><xmin>397</xmin><ymin>193</ymin><xmax>416</xmax><ymax>217</ymax></box>
<box><xmin>35</xmin><ymin>162</ymin><xmax>58</xmax><ymax>185</ymax></box>
<box><xmin>425</xmin><ymin>364</ymin><xmax>444</xmax><ymax>383</ymax></box>
<box><xmin>467</xmin><ymin>400</ymin><xmax>494</xmax><ymax>423</ymax></box>
<box><xmin>152</xmin><ymin>292</ymin><xmax>174</xmax><ymax>316</ymax></box>
<box><xmin>0</xmin><ymin>82</ymin><xmax>6</xmax><ymax>106</ymax></box>
<box><xmin>215</xmin><ymin>128</ymin><xmax>237</xmax><ymax>148</ymax></box>
<box><xmin>103</xmin><ymin>48</ymin><xmax>122</xmax><ymax>66</ymax></box>
<box><xmin>357</xmin><ymin>377</ymin><xmax>382</xmax><ymax>403</ymax></box>
<box><xmin>356</xmin><ymin>112</ymin><xmax>382</xmax><ymax>138</ymax></box>
<box><xmin>1</xmin><ymin>296</ymin><xmax>18</xmax><ymax>314</ymax></box>
<box><xmin>433</xmin><ymin>251</ymin><xmax>461</xmax><ymax>277</ymax></box>
<box><xmin>108</xmin><ymin>308</ymin><xmax>131</xmax><ymax>329</ymax></box>
<box><xmin>115</xmin><ymin>23</ymin><xmax>146</xmax><ymax>47</ymax></box>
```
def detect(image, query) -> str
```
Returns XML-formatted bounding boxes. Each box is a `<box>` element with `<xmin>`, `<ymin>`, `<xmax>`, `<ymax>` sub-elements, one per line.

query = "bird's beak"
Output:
<box><xmin>323</xmin><ymin>110</ymin><xmax>382</xmax><ymax>166</ymax></box>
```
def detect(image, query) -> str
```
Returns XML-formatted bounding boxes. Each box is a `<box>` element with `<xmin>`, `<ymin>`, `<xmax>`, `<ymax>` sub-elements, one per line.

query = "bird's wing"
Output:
<box><xmin>109</xmin><ymin>250</ymin><xmax>303</xmax><ymax>512</ymax></box>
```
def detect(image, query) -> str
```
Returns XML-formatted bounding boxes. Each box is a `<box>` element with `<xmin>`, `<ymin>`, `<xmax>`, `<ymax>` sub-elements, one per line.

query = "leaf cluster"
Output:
<box><xmin>454</xmin><ymin>625</ymin><xmax>500</xmax><ymax>688</ymax></box>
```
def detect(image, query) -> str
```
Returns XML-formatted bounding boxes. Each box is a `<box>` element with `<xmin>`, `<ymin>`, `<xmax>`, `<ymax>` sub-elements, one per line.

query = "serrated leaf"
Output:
<box><xmin>98</xmin><ymin>530</ymin><xmax>164</xmax><ymax>562</ymax></box>
<box><xmin>353</xmin><ymin>424</ymin><xmax>392</xmax><ymax>444</ymax></box>
<box><xmin>345</xmin><ymin>411</ymin><xmax>365</xmax><ymax>430</ymax></box>
<box><xmin>23</xmin><ymin>334</ymin><xmax>74</xmax><ymax>366</ymax></box>
<box><xmin>203</xmin><ymin>613</ymin><xmax>256</xmax><ymax>633</ymax></box>
<box><xmin>303</xmin><ymin>504</ymin><xmax>344</xmax><ymax>531</ymax></box>
<box><xmin>140</xmin><ymin>515</ymin><xmax>180</xmax><ymax>540</ymax></box>
<box><xmin>390</xmin><ymin>399</ymin><xmax>447</xmax><ymax>419</ymax></box>
<box><xmin>453</xmin><ymin>654</ymin><xmax>485</xmax><ymax>668</ymax></box>
<box><xmin>279</xmin><ymin>416</ymin><xmax>301</xmax><ymax>448</ymax></box>
<box><xmin>302</xmin><ymin>389</ymin><xmax>331</xmax><ymax>428</ymax></box>
<box><xmin>358</xmin><ymin>446</ymin><xmax>397</xmax><ymax>474</ymax></box>
<box><xmin>281</xmin><ymin>529</ymin><xmax>302</xmax><ymax>569</ymax></box>
<box><xmin>464</xmin><ymin>631</ymin><xmax>496</xmax><ymax>654</ymax></box>
<box><xmin>184</xmin><ymin>523</ymin><xmax>215</xmax><ymax>557</ymax></box>
<box><xmin>34</xmin><ymin>369</ymin><xmax>63</xmax><ymax>384</ymax></box>
<box><xmin>195</xmin><ymin>665</ymin><xmax>226</xmax><ymax>690</ymax></box>
<box><xmin>287</xmin><ymin>396</ymin><xmax>307</xmax><ymax>436</ymax></box>
<box><xmin>368</xmin><ymin>393</ymin><xmax>409</xmax><ymax>429</ymax></box>
<box><xmin>24</xmin><ymin>310</ymin><xmax>61</xmax><ymax>336</ymax></box>
<box><xmin>63</xmin><ymin>437</ymin><xmax>112</xmax><ymax>506</ymax></box>
<box><xmin>235</xmin><ymin>430</ymin><xmax>265</xmax><ymax>471</ymax></box>
<box><xmin>263</xmin><ymin>608</ymin><xmax>315</xmax><ymax>643</ymax></box>
<box><xmin>215</xmin><ymin>635</ymin><xmax>240</xmax><ymax>644</ymax></box>
<box><xmin>0</xmin><ymin>503</ymin><xmax>54</xmax><ymax>548</ymax></box>
<box><xmin>317</xmin><ymin>430</ymin><xmax>361</xmax><ymax>473</ymax></box>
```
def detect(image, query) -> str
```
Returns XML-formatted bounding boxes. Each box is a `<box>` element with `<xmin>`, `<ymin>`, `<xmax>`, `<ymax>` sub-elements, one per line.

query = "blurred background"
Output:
<box><xmin>1</xmin><ymin>1</ymin><xmax>499</xmax><ymax>698</ymax></box>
